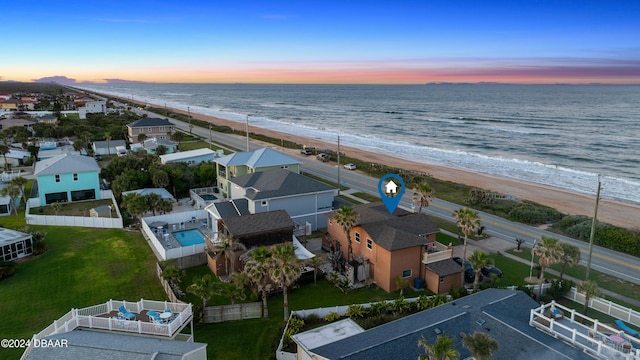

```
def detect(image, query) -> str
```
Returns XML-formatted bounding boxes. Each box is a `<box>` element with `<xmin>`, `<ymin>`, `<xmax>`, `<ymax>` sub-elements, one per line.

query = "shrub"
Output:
<box><xmin>448</xmin><ymin>286</ymin><xmax>469</xmax><ymax>299</ymax></box>
<box><xmin>324</xmin><ymin>312</ymin><xmax>341</xmax><ymax>322</ymax></box>
<box><xmin>508</xmin><ymin>201</ymin><xmax>563</xmax><ymax>225</ymax></box>
<box><xmin>304</xmin><ymin>313</ymin><xmax>321</xmax><ymax>325</ymax></box>
<box><xmin>346</xmin><ymin>304</ymin><xmax>367</xmax><ymax>319</ymax></box>
<box><xmin>546</xmin><ymin>279</ymin><xmax>574</xmax><ymax>301</ymax></box>
<box><xmin>368</xmin><ymin>300</ymin><xmax>389</xmax><ymax>316</ymax></box>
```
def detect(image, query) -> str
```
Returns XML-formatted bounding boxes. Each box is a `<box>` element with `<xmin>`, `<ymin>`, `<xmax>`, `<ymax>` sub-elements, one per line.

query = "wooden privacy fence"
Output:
<box><xmin>203</xmin><ymin>303</ymin><xmax>262</xmax><ymax>323</ymax></box>
<box><xmin>155</xmin><ymin>263</ymin><xmax>184</xmax><ymax>304</ymax></box>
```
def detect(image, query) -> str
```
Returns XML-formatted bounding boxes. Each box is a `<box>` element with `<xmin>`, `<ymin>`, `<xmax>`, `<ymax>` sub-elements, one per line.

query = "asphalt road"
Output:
<box><xmin>131</xmin><ymin>105</ymin><xmax>640</xmax><ymax>286</ymax></box>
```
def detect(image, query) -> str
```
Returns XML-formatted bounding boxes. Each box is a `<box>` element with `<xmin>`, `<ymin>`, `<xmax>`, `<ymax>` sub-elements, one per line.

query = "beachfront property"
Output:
<box><xmin>215</xmin><ymin>147</ymin><xmax>300</xmax><ymax>198</ymax></box>
<box><xmin>78</xmin><ymin>100</ymin><xmax>106</xmax><ymax>119</ymax></box>
<box><xmin>325</xmin><ymin>203</ymin><xmax>445</xmax><ymax>293</ymax></box>
<box><xmin>127</xmin><ymin>117</ymin><xmax>174</xmax><ymax>143</ymax></box>
<box><xmin>91</xmin><ymin>139</ymin><xmax>127</xmax><ymax>156</ymax></box>
<box><xmin>130</xmin><ymin>137</ymin><xmax>178</xmax><ymax>154</ymax></box>
<box><xmin>159</xmin><ymin>148</ymin><xmax>216</xmax><ymax>165</ymax></box>
<box><xmin>291</xmin><ymin>289</ymin><xmax>592</xmax><ymax>360</ymax></box>
<box><xmin>217</xmin><ymin>168</ymin><xmax>337</xmax><ymax>231</ymax></box>
<box><xmin>33</xmin><ymin>154</ymin><xmax>101</xmax><ymax>205</ymax></box>
<box><xmin>0</xmin><ymin>227</ymin><xmax>33</xmax><ymax>261</ymax></box>
<box><xmin>20</xmin><ymin>299</ymin><xmax>206</xmax><ymax>360</ymax></box>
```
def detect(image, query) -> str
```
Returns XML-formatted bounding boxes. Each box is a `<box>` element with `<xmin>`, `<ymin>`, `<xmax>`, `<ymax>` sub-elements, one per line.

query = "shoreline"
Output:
<box><xmin>124</xmin><ymin>96</ymin><xmax>640</xmax><ymax>230</ymax></box>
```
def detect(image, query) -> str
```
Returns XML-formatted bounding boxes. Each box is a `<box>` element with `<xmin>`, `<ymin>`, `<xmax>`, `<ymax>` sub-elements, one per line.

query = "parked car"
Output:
<box><xmin>316</xmin><ymin>153</ymin><xmax>330</xmax><ymax>162</ymax></box>
<box><xmin>452</xmin><ymin>257</ymin><xmax>484</xmax><ymax>283</ymax></box>
<box><xmin>344</xmin><ymin>163</ymin><xmax>356</xmax><ymax>170</ymax></box>
<box><xmin>481</xmin><ymin>265</ymin><xmax>503</xmax><ymax>278</ymax></box>
<box><xmin>300</xmin><ymin>148</ymin><xmax>313</xmax><ymax>155</ymax></box>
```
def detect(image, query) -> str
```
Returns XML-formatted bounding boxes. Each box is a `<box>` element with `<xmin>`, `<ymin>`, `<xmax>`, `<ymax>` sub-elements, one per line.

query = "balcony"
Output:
<box><xmin>422</xmin><ymin>241</ymin><xmax>453</xmax><ymax>264</ymax></box>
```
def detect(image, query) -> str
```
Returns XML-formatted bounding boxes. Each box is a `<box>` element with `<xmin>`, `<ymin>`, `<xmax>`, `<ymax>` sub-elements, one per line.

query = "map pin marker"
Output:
<box><xmin>378</xmin><ymin>173</ymin><xmax>405</xmax><ymax>214</ymax></box>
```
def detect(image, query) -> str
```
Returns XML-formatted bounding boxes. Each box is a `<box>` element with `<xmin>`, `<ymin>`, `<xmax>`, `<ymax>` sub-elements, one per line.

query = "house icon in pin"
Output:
<box><xmin>385</xmin><ymin>180</ymin><xmax>398</xmax><ymax>195</ymax></box>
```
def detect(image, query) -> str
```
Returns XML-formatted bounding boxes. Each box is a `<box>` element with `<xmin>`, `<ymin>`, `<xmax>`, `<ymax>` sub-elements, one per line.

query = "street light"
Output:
<box><xmin>529</xmin><ymin>238</ymin><xmax>538</xmax><ymax>280</ymax></box>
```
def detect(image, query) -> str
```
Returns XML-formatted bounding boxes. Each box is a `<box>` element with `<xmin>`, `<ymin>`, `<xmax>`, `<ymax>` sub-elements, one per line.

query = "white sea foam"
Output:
<box><xmin>78</xmin><ymin>84</ymin><xmax>640</xmax><ymax>204</ymax></box>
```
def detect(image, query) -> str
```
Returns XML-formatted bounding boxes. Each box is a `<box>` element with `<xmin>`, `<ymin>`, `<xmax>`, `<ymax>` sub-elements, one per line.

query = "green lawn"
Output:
<box><xmin>0</xmin><ymin>223</ymin><xmax>166</xmax><ymax>359</ymax></box>
<box><xmin>507</xmin><ymin>248</ymin><xmax>640</xmax><ymax>305</ymax></box>
<box><xmin>193</xmin><ymin>277</ymin><xmax>427</xmax><ymax>359</ymax></box>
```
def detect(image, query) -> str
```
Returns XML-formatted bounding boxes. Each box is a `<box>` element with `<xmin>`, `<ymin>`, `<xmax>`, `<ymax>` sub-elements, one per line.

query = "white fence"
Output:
<box><xmin>25</xmin><ymin>190</ymin><xmax>123</xmax><ymax>228</ymax></box>
<box><xmin>564</xmin><ymin>287</ymin><xmax>640</xmax><ymax>327</ymax></box>
<box><xmin>142</xmin><ymin>210</ymin><xmax>207</xmax><ymax>261</ymax></box>
<box><xmin>203</xmin><ymin>303</ymin><xmax>262</xmax><ymax>323</ymax></box>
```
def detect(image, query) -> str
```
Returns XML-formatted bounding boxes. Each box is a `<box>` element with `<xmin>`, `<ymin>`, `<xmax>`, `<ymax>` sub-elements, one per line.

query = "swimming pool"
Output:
<box><xmin>173</xmin><ymin>229</ymin><xmax>206</xmax><ymax>246</ymax></box>
<box><xmin>201</xmin><ymin>194</ymin><xmax>216</xmax><ymax>201</ymax></box>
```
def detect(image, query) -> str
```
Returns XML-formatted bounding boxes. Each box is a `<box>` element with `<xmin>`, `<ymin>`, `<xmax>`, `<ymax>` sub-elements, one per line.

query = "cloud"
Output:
<box><xmin>32</xmin><ymin>76</ymin><xmax>77</xmax><ymax>84</ymax></box>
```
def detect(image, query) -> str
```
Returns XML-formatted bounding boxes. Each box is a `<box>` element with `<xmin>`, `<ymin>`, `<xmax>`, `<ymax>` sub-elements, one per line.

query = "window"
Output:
<box><xmin>159</xmin><ymin>135</ymin><xmax>166</xmax><ymax>140</ymax></box>
<box><xmin>160</xmin><ymin>127</ymin><xmax>165</xmax><ymax>132</ymax></box>
<box><xmin>402</xmin><ymin>269</ymin><xmax>412</xmax><ymax>278</ymax></box>
<box><xmin>439</xmin><ymin>276</ymin><xmax>445</xmax><ymax>283</ymax></box>
<box><xmin>139</xmin><ymin>128</ymin><xmax>143</xmax><ymax>133</ymax></box>
<box><xmin>73</xmin><ymin>173</ymin><xmax>78</xmax><ymax>181</ymax></box>
<box><xmin>281</xmin><ymin>165</ymin><xmax>289</xmax><ymax>169</ymax></box>
<box><xmin>366</xmin><ymin>238</ymin><xmax>372</xmax><ymax>250</ymax></box>
<box><xmin>354</xmin><ymin>232</ymin><xmax>360</xmax><ymax>243</ymax></box>
<box><xmin>148</xmin><ymin>127</ymin><xmax>152</xmax><ymax>132</ymax></box>
<box><xmin>55</xmin><ymin>174</ymin><xmax>60</xmax><ymax>183</ymax></box>
<box><xmin>261</xmin><ymin>200</ymin><xmax>268</xmax><ymax>206</ymax></box>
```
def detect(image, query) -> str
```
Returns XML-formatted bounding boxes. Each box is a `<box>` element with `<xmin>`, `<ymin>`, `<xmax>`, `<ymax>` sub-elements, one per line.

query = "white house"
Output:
<box><xmin>159</xmin><ymin>148</ymin><xmax>216</xmax><ymax>165</ymax></box>
<box><xmin>78</xmin><ymin>101</ymin><xmax>107</xmax><ymax>119</ymax></box>
<box><xmin>92</xmin><ymin>140</ymin><xmax>127</xmax><ymax>156</ymax></box>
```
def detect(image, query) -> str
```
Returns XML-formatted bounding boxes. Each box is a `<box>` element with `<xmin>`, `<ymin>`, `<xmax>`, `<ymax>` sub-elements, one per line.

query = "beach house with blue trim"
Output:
<box><xmin>214</xmin><ymin>147</ymin><xmax>300</xmax><ymax>198</ymax></box>
<box><xmin>33</xmin><ymin>154</ymin><xmax>101</xmax><ymax>205</ymax></box>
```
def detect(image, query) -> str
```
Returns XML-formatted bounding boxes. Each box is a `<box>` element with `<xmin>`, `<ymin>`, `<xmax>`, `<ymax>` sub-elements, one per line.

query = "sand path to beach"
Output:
<box><xmin>145</xmin><ymin>102</ymin><xmax>640</xmax><ymax>230</ymax></box>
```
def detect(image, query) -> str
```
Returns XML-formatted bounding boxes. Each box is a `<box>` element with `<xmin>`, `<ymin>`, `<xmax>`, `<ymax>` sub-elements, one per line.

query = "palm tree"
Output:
<box><xmin>0</xmin><ymin>133</ymin><xmax>11</xmax><ymax>170</ymax></box>
<box><xmin>9</xmin><ymin>176</ymin><xmax>27</xmax><ymax>203</ymax></box>
<box><xmin>418</xmin><ymin>335</ymin><xmax>459</xmax><ymax>360</ymax></box>
<box><xmin>306</xmin><ymin>255</ymin><xmax>325</xmax><ymax>285</ymax></box>
<box><xmin>213</xmin><ymin>234</ymin><xmax>246</xmax><ymax>275</ymax></box>
<box><xmin>105</xmin><ymin>132</ymin><xmax>112</xmax><ymax>156</ymax></box>
<box><xmin>412</xmin><ymin>182</ymin><xmax>433</xmax><ymax>214</ymax></box>
<box><xmin>468</xmin><ymin>250</ymin><xmax>492</xmax><ymax>292</ymax></box>
<box><xmin>463</xmin><ymin>331</ymin><xmax>498</xmax><ymax>360</ymax></box>
<box><xmin>161</xmin><ymin>265</ymin><xmax>185</xmax><ymax>288</ymax></box>
<box><xmin>145</xmin><ymin>193</ymin><xmax>163</xmax><ymax>216</ymax></box>
<box><xmin>332</xmin><ymin>205</ymin><xmax>359</xmax><ymax>262</ymax></box>
<box><xmin>268</xmin><ymin>243</ymin><xmax>302</xmax><ymax>320</ymax></box>
<box><xmin>577</xmin><ymin>280</ymin><xmax>601</xmax><ymax>315</ymax></box>
<box><xmin>187</xmin><ymin>274</ymin><xmax>215</xmax><ymax>308</ymax></box>
<box><xmin>532</xmin><ymin>236</ymin><xmax>562</xmax><ymax>299</ymax></box>
<box><xmin>137</xmin><ymin>133</ymin><xmax>147</xmax><ymax>144</ymax></box>
<box><xmin>453</xmin><ymin>207</ymin><xmax>481</xmax><ymax>284</ymax></box>
<box><xmin>558</xmin><ymin>242</ymin><xmax>580</xmax><ymax>281</ymax></box>
<box><xmin>244</xmin><ymin>247</ymin><xmax>272</xmax><ymax>317</ymax></box>
<box><xmin>224</xmin><ymin>272</ymin><xmax>249</xmax><ymax>305</ymax></box>
<box><xmin>1</xmin><ymin>184</ymin><xmax>22</xmax><ymax>217</ymax></box>
<box><xmin>172</xmin><ymin>131</ymin><xmax>184</xmax><ymax>150</ymax></box>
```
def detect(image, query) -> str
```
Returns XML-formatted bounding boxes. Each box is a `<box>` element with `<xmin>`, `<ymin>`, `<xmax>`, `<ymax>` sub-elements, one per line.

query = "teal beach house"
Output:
<box><xmin>33</xmin><ymin>154</ymin><xmax>101</xmax><ymax>205</ymax></box>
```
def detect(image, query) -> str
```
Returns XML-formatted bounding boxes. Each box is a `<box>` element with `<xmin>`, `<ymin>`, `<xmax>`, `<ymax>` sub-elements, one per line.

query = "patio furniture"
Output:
<box><xmin>615</xmin><ymin>319</ymin><xmax>639</xmax><ymax>336</ymax></box>
<box><xmin>551</xmin><ymin>308</ymin><xmax>563</xmax><ymax>320</ymax></box>
<box><xmin>160</xmin><ymin>312</ymin><xmax>172</xmax><ymax>323</ymax></box>
<box><xmin>118</xmin><ymin>305</ymin><xmax>135</xmax><ymax>320</ymax></box>
<box><xmin>147</xmin><ymin>310</ymin><xmax>162</xmax><ymax>323</ymax></box>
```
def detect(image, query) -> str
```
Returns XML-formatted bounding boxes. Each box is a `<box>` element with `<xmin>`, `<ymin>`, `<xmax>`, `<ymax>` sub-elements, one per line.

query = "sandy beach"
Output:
<box><xmin>144</xmin><ymin>101</ymin><xmax>640</xmax><ymax>230</ymax></box>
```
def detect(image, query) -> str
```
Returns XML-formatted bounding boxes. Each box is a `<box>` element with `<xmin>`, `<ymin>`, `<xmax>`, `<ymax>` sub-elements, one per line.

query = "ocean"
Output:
<box><xmin>76</xmin><ymin>83</ymin><xmax>640</xmax><ymax>204</ymax></box>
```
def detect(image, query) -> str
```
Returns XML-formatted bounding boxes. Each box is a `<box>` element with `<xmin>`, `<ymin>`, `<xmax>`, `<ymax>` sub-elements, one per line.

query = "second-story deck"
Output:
<box><xmin>421</xmin><ymin>241</ymin><xmax>453</xmax><ymax>264</ymax></box>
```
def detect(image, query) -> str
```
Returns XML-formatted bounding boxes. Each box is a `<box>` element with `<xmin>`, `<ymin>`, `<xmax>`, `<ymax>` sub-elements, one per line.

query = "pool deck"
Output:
<box><xmin>153</xmin><ymin>218</ymin><xmax>214</xmax><ymax>250</ymax></box>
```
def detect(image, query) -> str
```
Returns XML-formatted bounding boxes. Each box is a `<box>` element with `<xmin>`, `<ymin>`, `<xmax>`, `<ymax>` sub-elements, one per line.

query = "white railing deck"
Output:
<box><xmin>530</xmin><ymin>300</ymin><xmax>640</xmax><ymax>359</ymax></box>
<box><xmin>21</xmin><ymin>299</ymin><xmax>193</xmax><ymax>360</ymax></box>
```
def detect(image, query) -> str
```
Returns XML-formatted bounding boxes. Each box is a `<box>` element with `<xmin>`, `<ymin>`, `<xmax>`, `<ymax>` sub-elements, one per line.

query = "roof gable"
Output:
<box><xmin>215</xmin><ymin>147</ymin><xmax>298</xmax><ymax>168</ymax></box>
<box><xmin>230</xmin><ymin>169</ymin><xmax>335</xmax><ymax>200</ymax></box>
<box><xmin>128</xmin><ymin>117</ymin><xmax>174</xmax><ymax>128</ymax></box>
<box><xmin>34</xmin><ymin>154</ymin><xmax>99</xmax><ymax>176</ymax></box>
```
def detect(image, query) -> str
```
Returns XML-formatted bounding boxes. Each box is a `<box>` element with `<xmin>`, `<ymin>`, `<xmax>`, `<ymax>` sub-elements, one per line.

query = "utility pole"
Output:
<box><xmin>585</xmin><ymin>177</ymin><xmax>601</xmax><ymax>280</ymax></box>
<box><xmin>209</xmin><ymin>124</ymin><xmax>212</xmax><ymax>149</ymax></box>
<box><xmin>188</xmin><ymin>106</ymin><xmax>192</xmax><ymax>134</ymax></box>
<box><xmin>337</xmin><ymin>135</ymin><xmax>341</xmax><ymax>195</ymax></box>
<box><xmin>245</xmin><ymin>115</ymin><xmax>250</xmax><ymax>151</ymax></box>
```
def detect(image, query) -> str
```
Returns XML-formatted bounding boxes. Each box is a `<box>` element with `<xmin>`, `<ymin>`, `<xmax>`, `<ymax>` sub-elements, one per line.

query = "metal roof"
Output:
<box><xmin>34</xmin><ymin>154</ymin><xmax>100</xmax><ymax>176</ymax></box>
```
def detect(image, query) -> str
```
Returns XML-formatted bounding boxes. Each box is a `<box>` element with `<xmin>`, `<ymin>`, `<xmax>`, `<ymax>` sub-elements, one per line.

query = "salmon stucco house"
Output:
<box><xmin>326</xmin><ymin>203</ymin><xmax>459</xmax><ymax>293</ymax></box>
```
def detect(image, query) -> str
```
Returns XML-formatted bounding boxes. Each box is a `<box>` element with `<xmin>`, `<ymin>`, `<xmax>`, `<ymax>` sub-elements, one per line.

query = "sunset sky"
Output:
<box><xmin>3</xmin><ymin>0</ymin><xmax>639</xmax><ymax>84</ymax></box>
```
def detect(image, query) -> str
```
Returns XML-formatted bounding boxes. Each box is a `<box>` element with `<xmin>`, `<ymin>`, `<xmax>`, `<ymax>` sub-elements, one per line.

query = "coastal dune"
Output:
<box><xmin>147</xmin><ymin>102</ymin><xmax>640</xmax><ymax>230</ymax></box>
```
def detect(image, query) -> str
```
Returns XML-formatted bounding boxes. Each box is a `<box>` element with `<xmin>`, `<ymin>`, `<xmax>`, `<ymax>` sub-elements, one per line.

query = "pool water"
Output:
<box><xmin>201</xmin><ymin>194</ymin><xmax>216</xmax><ymax>201</ymax></box>
<box><xmin>174</xmin><ymin>229</ymin><xmax>206</xmax><ymax>246</ymax></box>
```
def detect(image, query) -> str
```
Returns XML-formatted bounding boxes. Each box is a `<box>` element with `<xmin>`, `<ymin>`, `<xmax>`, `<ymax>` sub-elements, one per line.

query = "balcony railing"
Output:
<box><xmin>422</xmin><ymin>242</ymin><xmax>453</xmax><ymax>264</ymax></box>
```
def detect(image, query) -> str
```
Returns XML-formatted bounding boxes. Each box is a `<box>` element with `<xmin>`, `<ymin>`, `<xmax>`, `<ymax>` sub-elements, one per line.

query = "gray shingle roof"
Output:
<box><xmin>345</xmin><ymin>203</ymin><xmax>439</xmax><ymax>251</ymax></box>
<box><xmin>93</xmin><ymin>139</ymin><xmax>126</xmax><ymax>149</ymax></box>
<box><xmin>34</xmin><ymin>154</ymin><xmax>100</xmax><ymax>176</ymax></box>
<box><xmin>222</xmin><ymin>209</ymin><xmax>294</xmax><ymax>237</ymax></box>
<box><xmin>311</xmin><ymin>289</ymin><xmax>592</xmax><ymax>360</ymax></box>
<box><xmin>425</xmin><ymin>258</ymin><xmax>461</xmax><ymax>276</ymax></box>
<box><xmin>215</xmin><ymin>147</ymin><xmax>299</xmax><ymax>168</ymax></box>
<box><xmin>25</xmin><ymin>329</ymin><xmax>207</xmax><ymax>360</ymax></box>
<box><xmin>230</xmin><ymin>168</ymin><xmax>336</xmax><ymax>200</ymax></box>
<box><xmin>128</xmin><ymin>117</ymin><xmax>173</xmax><ymax>128</ymax></box>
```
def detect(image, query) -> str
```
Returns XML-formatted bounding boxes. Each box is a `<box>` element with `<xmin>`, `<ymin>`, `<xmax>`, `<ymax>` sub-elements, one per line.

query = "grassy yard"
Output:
<box><xmin>0</xmin><ymin>221</ymin><xmax>166</xmax><ymax>359</ymax></box>
<box><xmin>192</xmin><ymin>277</ymin><xmax>427</xmax><ymax>360</ymax></box>
<box><xmin>507</xmin><ymin>248</ymin><xmax>640</xmax><ymax>306</ymax></box>
<box><xmin>33</xmin><ymin>199</ymin><xmax>117</xmax><ymax>217</ymax></box>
